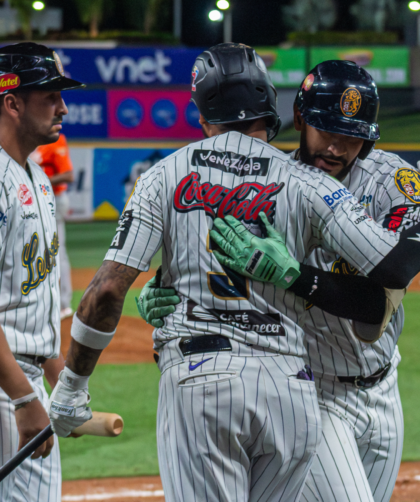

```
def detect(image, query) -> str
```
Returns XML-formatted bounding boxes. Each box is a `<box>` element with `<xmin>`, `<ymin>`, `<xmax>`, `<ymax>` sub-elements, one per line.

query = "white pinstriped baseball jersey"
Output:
<box><xmin>300</xmin><ymin>149</ymin><xmax>420</xmax><ymax>377</ymax></box>
<box><xmin>0</xmin><ymin>147</ymin><xmax>60</xmax><ymax>358</ymax></box>
<box><xmin>105</xmin><ymin>132</ymin><xmax>400</xmax><ymax>357</ymax></box>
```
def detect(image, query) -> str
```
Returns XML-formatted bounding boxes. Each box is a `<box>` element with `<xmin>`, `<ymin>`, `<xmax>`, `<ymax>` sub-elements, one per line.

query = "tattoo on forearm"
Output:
<box><xmin>77</xmin><ymin>261</ymin><xmax>139</xmax><ymax>332</ymax></box>
<box><xmin>67</xmin><ymin>261</ymin><xmax>139</xmax><ymax>376</ymax></box>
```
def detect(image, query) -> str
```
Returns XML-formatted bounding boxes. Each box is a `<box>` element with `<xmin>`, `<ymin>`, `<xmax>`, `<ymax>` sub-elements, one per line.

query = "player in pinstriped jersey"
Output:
<box><xmin>47</xmin><ymin>44</ymin><xmax>420</xmax><ymax>502</ymax></box>
<box><xmin>178</xmin><ymin>60</ymin><xmax>417</xmax><ymax>501</ymax></box>
<box><xmin>0</xmin><ymin>43</ymin><xmax>85</xmax><ymax>501</ymax></box>
<box><xmin>292</xmin><ymin>62</ymin><xmax>416</xmax><ymax>502</ymax></box>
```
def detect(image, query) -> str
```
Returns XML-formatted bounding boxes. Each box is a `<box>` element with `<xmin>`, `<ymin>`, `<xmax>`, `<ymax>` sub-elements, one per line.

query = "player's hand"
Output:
<box><xmin>15</xmin><ymin>398</ymin><xmax>54</xmax><ymax>459</ymax></box>
<box><xmin>210</xmin><ymin>212</ymin><xmax>301</xmax><ymax>289</ymax></box>
<box><xmin>136</xmin><ymin>276</ymin><xmax>180</xmax><ymax>328</ymax></box>
<box><xmin>48</xmin><ymin>368</ymin><xmax>92</xmax><ymax>438</ymax></box>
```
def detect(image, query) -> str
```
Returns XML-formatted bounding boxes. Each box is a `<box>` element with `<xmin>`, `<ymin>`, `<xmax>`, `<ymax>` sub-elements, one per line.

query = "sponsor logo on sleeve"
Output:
<box><xmin>322</xmin><ymin>187</ymin><xmax>353</xmax><ymax>210</ymax></box>
<box><xmin>360</xmin><ymin>194</ymin><xmax>372</xmax><ymax>208</ymax></box>
<box><xmin>383</xmin><ymin>204</ymin><xmax>420</xmax><ymax>232</ymax></box>
<box><xmin>186</xmin><ymin>300</ymin><xmax>285</xmax><ymax>336</ymax></box>
<box><xmin>18</xmin><ymin>184</ymin><xmax>33</xmax><ymax>206</ymax></box>
<box><xmin>192</xmin><ymin>149</ymin><xmax>270</xmax><ymax>176</ymax></box>
<box><xmin>109</xmin><ymin>209</ymin><xmax>134</xmax><ymax>249</ymax></box>
<box><xmin>0</xmin><ymin>73</ymin><xmax>20</xmax><ymax>94</ymax></box>
<box><xmin>395</xmin><ymin>168</ymin><xmax>420</xmax><ymax>204</ymax></box>
<box><xmin>340</xmin><ymin>88</ymin><xmax>362</xmax><ymax>117</ymax></box>
<box><xmin>0</xmin><ymin>211</ymin><xmax>7</xmax><ymax>226</ymax></box>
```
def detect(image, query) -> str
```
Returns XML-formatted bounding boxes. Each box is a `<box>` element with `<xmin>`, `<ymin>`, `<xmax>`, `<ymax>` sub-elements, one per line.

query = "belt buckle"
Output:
<box><xmin>354</xmin><ymin>376</ymin><xmax>364</xmax><ymax>389</ymax></box>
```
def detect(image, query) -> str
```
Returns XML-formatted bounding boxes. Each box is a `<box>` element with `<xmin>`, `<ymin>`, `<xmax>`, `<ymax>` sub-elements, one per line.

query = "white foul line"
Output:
<box><xmin>62</xmin><ymin>489</ymin><xmax>165</xmax><ymax>501</ymax></box>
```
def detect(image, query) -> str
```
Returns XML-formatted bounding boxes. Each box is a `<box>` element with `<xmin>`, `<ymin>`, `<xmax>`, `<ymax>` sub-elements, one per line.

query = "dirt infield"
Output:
<box><xmin>61</xmin><ymin>466</ymin><xmax>420</xmax><ymax>501</ymax></box>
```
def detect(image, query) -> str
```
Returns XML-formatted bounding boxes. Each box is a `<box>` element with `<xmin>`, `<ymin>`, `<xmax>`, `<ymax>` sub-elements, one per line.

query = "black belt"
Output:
<box><xmin>180</xmin><ymin>335</ymin><xmax>232</xmax><ymax>356</ymax></box>
<box><xmin>15</xmin><ymin>354</ymin><xmax>47</xmax><ymax>366</ymax></box>
<box><xmin>338</xmin><ymin>363</ymin><xmax>391</xmax><ymax>389</ymax></box>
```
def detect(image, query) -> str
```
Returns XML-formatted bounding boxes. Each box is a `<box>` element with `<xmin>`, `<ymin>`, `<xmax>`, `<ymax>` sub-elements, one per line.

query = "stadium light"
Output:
<box><xmin>32</xmin><ymin>1</ymin><xmax>45</xmax><ymax>10</ymax></box>
<box><xmin>217</xmin><ymin>0</ymin><xmax>230</xmax><ymax>10</ymax></box>
<box><xmin>209</xmin><ymin>9</ymin><xmax>224</xmax><ymax>22</ymax></box>
<box><xmin>409</xmin><ymin>1</ymin><xmax>420</xmax><ymax>11</ymax></box>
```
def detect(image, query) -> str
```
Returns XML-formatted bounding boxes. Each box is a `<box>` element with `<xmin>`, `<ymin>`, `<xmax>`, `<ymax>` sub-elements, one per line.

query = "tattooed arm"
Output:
<box><xmin>65</xmin><ymin>261</ymin><xmax>140</xmax><ymax>376</ymax></box>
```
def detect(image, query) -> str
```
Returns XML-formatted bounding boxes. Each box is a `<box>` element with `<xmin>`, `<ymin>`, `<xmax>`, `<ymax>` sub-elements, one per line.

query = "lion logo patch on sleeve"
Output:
<box><xmin>395</xmin><ymin>168</ymin><xmax>420</xmax><ymax>204</ymax></box>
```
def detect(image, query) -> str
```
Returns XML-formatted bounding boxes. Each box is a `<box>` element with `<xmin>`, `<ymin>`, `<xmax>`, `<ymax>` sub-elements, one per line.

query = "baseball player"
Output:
<box><xmin>175</xmin><ymin>60</ymin><xmax>417</xmax><ymax>502</ymax></box>
<box><xmin>47</xmin><ymin>44</ymin><xmax>420</xmax><ymax>502</ymax></box>
<box><xmin>0</xmin><ymin>42</ymin><xmax>84</xmax><ymax>501</ymax></box>
<box><xmin>293</xmin><ymin>62</ymin><xmax>416</xmax><ymax>502</ymax></box>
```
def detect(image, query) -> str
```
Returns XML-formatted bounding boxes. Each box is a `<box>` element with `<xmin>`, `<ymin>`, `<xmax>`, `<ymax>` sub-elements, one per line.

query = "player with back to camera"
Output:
<box><xmin>142</xmin><ymin>60</ymin><xmax>418</xmax><ymax>502</ymax></box>
<box><xmin>0</xmin><ymin>42</ymin><xmax>85</xmax><ymax>501</ymax></box>
<box><xmin>47</xmin><ymin>44</ymin><xmax>420</xmax><ymax>502</ymax></box>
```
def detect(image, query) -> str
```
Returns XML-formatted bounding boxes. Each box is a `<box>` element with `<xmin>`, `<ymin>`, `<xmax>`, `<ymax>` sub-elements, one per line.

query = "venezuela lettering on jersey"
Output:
<box><xmin>174</xmin><ymin>172</ymin><xmax>282</xmax><ymax>222</ymax></box>
<box><xmin>21</xmin><ymin>232</ymin><xmax>59</xmax><ymax>295</ymax></box>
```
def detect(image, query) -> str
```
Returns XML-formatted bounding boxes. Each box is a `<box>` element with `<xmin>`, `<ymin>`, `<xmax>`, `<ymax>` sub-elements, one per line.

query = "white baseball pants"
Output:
<box><xmin>300</xmin><ymin>354</ymin><xmax>403</xmax><ymax>502</ymax></box>
<box><xmin>0</xmin><ymin>362</ymin><xmax>61</xmax><ymax>502</ymax></box>
<box><xmin>157</xmin><ymin>352</ymin><xmax>322</xmax><ymax>502</ymax></box>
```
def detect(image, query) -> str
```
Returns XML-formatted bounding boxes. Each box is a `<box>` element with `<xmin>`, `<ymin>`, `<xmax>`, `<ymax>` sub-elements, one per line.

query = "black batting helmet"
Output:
<box><xmin>190</xmin><ymin>43</ymin><xmax>281</xmax><ymax>142</ymax></box>
<box><xmin>295</xmin><ymin>60</ymin><xmax>380</xmax><ymax>160</ymax></box>
<box><xmin>0</xmin><ymin>42</ymin><xmax>84</xmax><ymax>94</ymax></box>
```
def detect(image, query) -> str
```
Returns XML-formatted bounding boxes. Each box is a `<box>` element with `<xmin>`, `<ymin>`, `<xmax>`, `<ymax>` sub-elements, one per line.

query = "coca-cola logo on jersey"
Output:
<box><xmin>174</xmin><ymin>172</ymin><xmax>282</xmax><ymax>222</ymax></box>
<box><xmin>18</xmin><ymin>184</ymin><xmax>33</xmax><ymax>206</ymax></box>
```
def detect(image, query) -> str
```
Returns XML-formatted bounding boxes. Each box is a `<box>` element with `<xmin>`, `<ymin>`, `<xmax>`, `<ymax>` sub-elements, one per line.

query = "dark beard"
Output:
<box><xmin>299</xmin><ymin>129</ymin><xmax>356</xmax><ymax>182</ymax></box>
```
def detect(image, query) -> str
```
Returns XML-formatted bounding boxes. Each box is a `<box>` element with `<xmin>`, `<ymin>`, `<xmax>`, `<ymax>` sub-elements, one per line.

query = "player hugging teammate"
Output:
<box><xmin>48</xmin><ymin>44</ymin><xmax>420</xmax><ymax>502</ymax></box>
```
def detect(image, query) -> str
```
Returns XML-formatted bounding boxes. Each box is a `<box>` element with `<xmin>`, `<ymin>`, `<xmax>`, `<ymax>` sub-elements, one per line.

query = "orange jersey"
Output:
<box><xmin>32</xmin><ymin>134</ymin><xmax>73</xmax><ymax>195</ymax></box>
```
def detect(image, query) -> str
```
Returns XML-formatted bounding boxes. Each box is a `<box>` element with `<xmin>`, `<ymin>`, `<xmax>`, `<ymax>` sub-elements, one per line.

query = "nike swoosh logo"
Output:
<box><xmin>189</xmin><ymin>358</ymin><xmax>213</xmax><ymax>371</ymax></box>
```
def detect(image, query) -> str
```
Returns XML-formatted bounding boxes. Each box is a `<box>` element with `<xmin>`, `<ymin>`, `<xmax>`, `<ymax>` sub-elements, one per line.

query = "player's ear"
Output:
<box><xmin>2</xmin><ymin>93</ymin><xmax>21</xmax><ymax>119</ymax></box>
<box><xmin>294</xmin><ymin>105</ymin><xmax>303</xmax><ymax>132</ymax></box>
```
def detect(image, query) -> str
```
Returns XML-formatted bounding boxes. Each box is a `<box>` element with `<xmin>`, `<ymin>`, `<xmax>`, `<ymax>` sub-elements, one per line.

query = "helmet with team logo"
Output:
<box><xmin>295</xmin><ymin>60</ymin><xmax>380</xmax><ymax>160</ymax></box>
<box><xmin>190</xmin><ymin>43</ymin><xmax>281</xmax><ymax>142</ymax></box>
<box><xmin>0</xmin><ymin>42</ymin><xmax>84</xmax><ymax>94</ymax></box>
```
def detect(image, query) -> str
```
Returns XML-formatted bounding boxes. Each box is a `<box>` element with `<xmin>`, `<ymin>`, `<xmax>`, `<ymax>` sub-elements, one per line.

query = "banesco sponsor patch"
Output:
<box><xmin>323</xmin><ymin>187</ymin><xmax>353</xmax><ymax>210</ymax></box>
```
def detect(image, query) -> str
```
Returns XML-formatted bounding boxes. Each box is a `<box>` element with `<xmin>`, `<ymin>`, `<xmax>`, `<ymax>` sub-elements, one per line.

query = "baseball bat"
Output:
<box><xmin>0</xmin><ymin>412</ymin><xmax>123</xmax><ymax>482</ymax></box>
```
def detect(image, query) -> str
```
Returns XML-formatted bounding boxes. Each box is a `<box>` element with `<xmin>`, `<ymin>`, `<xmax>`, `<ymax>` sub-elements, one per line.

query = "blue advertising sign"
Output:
<box><xmin>62</xmin><ymin>90</ymin><xmax>107</xmax><ymax>138</ymax></box>
<box><xmin>93</xmin><ymin>148</ymin><xmax>176</xmax><ymax>218</ymax></box>
<box><xmin>53</xmin><ymin>48</ymin><xmax>202</xmax><ymax>86</ymax></box>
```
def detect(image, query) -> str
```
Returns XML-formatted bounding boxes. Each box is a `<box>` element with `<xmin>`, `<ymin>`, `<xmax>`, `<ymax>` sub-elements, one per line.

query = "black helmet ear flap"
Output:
<box><xmin>358</xmin><ymin>140</ymin><xmax>375</xmax><ymax>160</ymax></box>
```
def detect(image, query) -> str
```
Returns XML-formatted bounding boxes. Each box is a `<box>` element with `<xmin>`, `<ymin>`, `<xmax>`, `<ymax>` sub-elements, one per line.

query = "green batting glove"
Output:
<box><xmin>209</xmin><ymin>212</ymin><xmax>301</xmax><ymax>289</ymax></box>
<box><xmin>135</xmin><ymin>276</ymin><xmax>181</xmax><ymax>328</ymax></box>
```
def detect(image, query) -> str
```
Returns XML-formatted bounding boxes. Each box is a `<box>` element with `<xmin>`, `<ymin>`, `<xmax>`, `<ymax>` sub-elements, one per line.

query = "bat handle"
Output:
<box><xmin>0</xmin><ymin>424</ymin><xmax>53</xmax><ymax>482</ymax></box>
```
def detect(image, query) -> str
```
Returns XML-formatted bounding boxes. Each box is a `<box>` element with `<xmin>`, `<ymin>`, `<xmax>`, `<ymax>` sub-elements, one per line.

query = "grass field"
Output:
<box><xmin>61</xmin><ymin>221</ymin><xmax>420</xmax><ymax>480</ymax></box>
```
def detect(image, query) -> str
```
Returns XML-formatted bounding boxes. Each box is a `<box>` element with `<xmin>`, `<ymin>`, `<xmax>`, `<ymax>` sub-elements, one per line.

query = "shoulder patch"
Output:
<box><xmin>395</xmin><ymin>168</ymin><xmax>420</xmax><ymax>204</ymax></box>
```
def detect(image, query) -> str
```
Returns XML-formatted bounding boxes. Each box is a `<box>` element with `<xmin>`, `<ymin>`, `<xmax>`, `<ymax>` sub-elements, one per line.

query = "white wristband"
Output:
<box><xmin>12</xmin><ymin>391</ymin><xmax>37</xmax><ymax>407</ymax></box>
<box><xmin>71</xmin><ymin>314</ymin><xmax>116</xmax><ymax>350</ymax></box>
<box><xmin>60</xmin><ymin>366</ymin><xmax>90</xmax><ymax>390</ymax></box>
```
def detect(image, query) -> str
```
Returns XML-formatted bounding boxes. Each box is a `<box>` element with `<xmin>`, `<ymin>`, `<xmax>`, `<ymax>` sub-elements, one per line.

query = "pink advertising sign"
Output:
<box><xmin>108</xmin><ymin>90</ymin><xmax>203</xmax><ymax>139</ymax></box>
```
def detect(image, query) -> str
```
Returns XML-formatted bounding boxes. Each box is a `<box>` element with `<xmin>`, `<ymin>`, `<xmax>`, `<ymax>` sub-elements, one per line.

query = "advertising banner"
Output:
<box><xmin>309</xmin><ymin>47</ymin><xmax>409</xmax><ymax>86</ymax></box>
<box><xmin>108</xmin><ymin>90</ymin><xmax>203</xmax><ymax>140</ymax></box>
<box><xmin>62</xmin><ymin>90</ymin><xmax>107</xmax><ymax>139</ymax></box>
<box><xmin>93</xmin><ymin>147</ymin><xmax>176</xmax><ymax>219</ymax></box>
<box><xmin>53</xmin><ymin>47</ymin><xmax>201</xmax><ymax>86</ymax></box>
<box><xmin>67</xmin><ymin>147</ymin><xmax>94</xmax><ymax>221</ymax></box>
<box><xmin>256</xmin><ymin>48</ymin><xmax>307</xmax><ymax>87</ymax></box>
